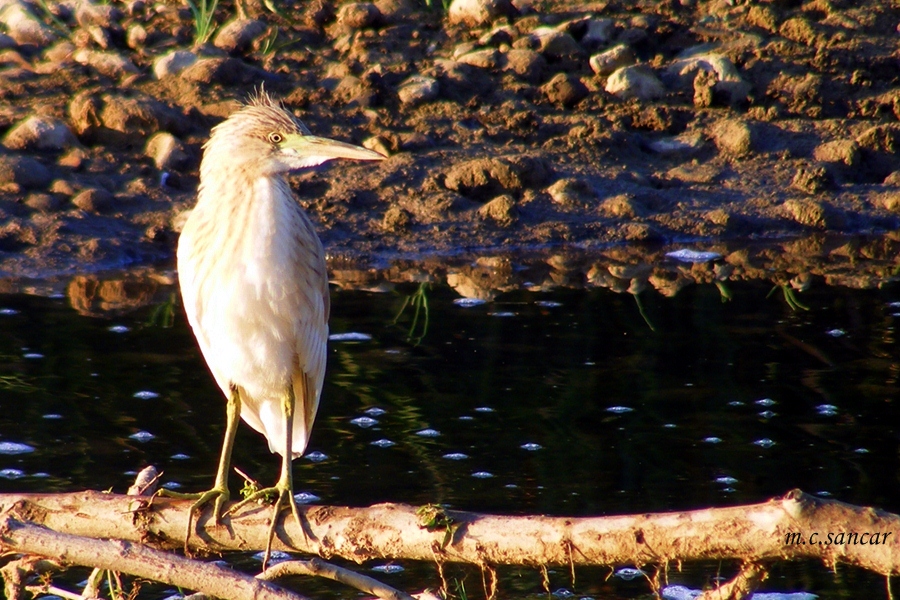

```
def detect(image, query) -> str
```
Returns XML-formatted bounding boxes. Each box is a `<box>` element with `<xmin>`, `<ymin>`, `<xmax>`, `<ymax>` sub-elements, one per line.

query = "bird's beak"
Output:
<box><xmin>280</xmin><ymin>133</ymin><xmax>386</xmax><ymax>166</ymax></box>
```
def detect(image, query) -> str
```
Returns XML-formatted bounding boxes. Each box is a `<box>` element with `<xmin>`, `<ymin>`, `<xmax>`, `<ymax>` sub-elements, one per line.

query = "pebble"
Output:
<box><xmin>531</xmin><ymin>27</ymin><xmax>584</xmax><ymax>61</ymax></box>
<box><xmin>25</xmin><ymin>192</ymin><xmax>65</xmax><ymax>211</ymax></box>
<box><xmin>181</xmin><ymin>57</ymin><xmax>265</xmax><ymax>85</ymax></box>
<box><xmin>605</xmin><ymin>65</ymin><xmax>665</xmax><ymax>100</ymax></box>
<box><xmin>813</xmin><ymin>139</ymin><xmax>860</xmax><ymax>167</ymax></box>
<box><xmin>581</xmin><ymin>17</ymin><xmax>615</xmax><ymax>47</ymax></box>
<box><xmin>338</xmin><ymin>3</ymin><xmax>382</xmax><ymax>29</ymax></box>
<box><xmin>99</xmin><ymin>93</ymin><xmax>184</xmax><ymax>140</ymax></box>
<box><xmin>444</xmin><ymin>156</ymin><xmax>549</xmax><ymax>200</ymax></box>
<box><xmin>382</xmin><ymin>205</ymin><xmax>410</xmax><ymax>232</ymax></box>
<box><xmin>0</xmin><ymin>31</ymin><xmax>16</xmax><ymax>50</ymax></box>
<box><xmin>3</xmin><ymin>116</ymin><xmax>79</xmax><ymax>151</ymax></box>
<box><xmin>145</xmin><ymin>132</ymin><xmax>189</xmax><ymax>170</ymax></box>
<box><xmin>541</xmin><ymin>73</ymin><xmax>588</xmax><ymax>107</ymax></box>
<box><xmin>457</xmin><ymin>48</ymin><xmax>499</xmax><ymax>69</ymax></box>
<box><xmin>478</xmin><ymin>194</ymin><xmax>517</xmax><ymax>226</ymax></box>
<box><xmin>600</xmin><ymin>193</ymin><xmax>644</xmax><ymax>218</ymax></box>
<box><xmin>791</xmin><ymin>165</ymin><xmax>832</xmax><ymax>194</ymax></box>
<box><xmin>75</xmin><ymin>2</ymin><xmax>122</xmax><ymax>28</ymax></box>
<box><xmin>0</xmin><ymin>155</ymin><xmax>51</xmax><ymax>190</ymax></box>
<box><xmin>72</xmin><ymin>188</ymin><xmax>114</xmax><ymax>213</ymax></box>
<box><xmin>710</xmin><ymin>118</ymin><xmax>754</xmax><ymax>157</ymax></box>
<box><xmin>501</xmin><ymin>48</ymin><xmax>546</xmax><ymax>83</ymax></box>
<box><xmin>589</xmin><ymin>44</ymin><xmax>635</xmax><ymax>76</ymax></box>
<box><xmin>126</xmin><ymin>23</ymin><xmax>147</xmax><ymax>49</ymax></box>
<box><xmin>397</xmin><ymin>75</ymin><xmax>439</xmax><ymax>105</ymax></box>
<box><xmin>664</xmin><ymin>50</ymin><xmax>750</xmax><ymax>104</ymax></box>
<box><xmin>153</xmin><ymin>50</ymin><xmax>198</xmax><ymax>79</ymax></box>
<box><xmin>0</xmin><ymin>0</ymin><xmax>58</xmax><ymax>46</ymax></box>
<box><xmin>447</xmin><ymin>0</ymin><xmax>514</xmax><ymax>27</ymax></box>
<box><xmin>214</xmin><ymin>18</ymin><xmax>268</xmax><ymax>54</ymax></box>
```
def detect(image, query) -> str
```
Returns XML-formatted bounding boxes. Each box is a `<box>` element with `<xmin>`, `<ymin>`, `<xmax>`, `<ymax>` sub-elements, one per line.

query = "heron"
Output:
<box><xmin>174</xmin><ymin>90</ymin><xmax>384</xmax><ymax>563</ymax></box>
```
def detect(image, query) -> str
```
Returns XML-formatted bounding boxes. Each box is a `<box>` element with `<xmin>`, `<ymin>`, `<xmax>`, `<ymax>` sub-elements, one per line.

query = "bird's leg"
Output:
<box><xmin>226</xmin><ymin>386</ymin><xmax>302</xmax><ymax>569</ymax></box>
<box><xmin>160</xmin><ymin>385</ymin><xmax>240</xmax><ymax>553</ymax></box>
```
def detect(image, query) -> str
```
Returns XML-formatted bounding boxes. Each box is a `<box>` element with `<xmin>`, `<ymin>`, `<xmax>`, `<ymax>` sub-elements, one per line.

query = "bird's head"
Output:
<box><xmin>202</xmin><ymin>90</ymin><xmax>385</xmax><ymax>177</ymax></box>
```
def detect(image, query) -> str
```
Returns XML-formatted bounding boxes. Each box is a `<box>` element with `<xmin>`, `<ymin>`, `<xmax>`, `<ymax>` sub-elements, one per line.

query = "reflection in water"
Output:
<box><xmin>0</xmin><ymin>248</ymin><xmax>898</xmax><ymax>598</ymax></box>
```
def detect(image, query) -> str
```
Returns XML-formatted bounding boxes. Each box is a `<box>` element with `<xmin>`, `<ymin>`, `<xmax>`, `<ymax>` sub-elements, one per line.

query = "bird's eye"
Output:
<box><xmin>268</xmin><ymin>132</ymin><xmax>283</xmax><ymax>144</ymax></box>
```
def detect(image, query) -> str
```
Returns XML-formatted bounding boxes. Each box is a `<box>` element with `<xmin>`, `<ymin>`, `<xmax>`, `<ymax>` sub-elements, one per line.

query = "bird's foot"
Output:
<box><xmin>158</xmin><ymin>486</ymin><xmax>230</xmax><ymax>555</ymax></box>
<box><xmin>226</xmin><ymin>482</ymin><xmax>302</xmax><ymax>569</ymax></box>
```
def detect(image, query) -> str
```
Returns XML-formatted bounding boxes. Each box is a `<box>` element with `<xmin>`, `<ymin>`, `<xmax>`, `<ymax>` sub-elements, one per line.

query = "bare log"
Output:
<box><xmin>0</xmin><ymin>489</ymin><xmax>897</xmax><ymax>575</ymax></box>
<box><xmin>0</xmin><ymin>516</ymin><xmax>308</xmax><ymax>600</ymax></box>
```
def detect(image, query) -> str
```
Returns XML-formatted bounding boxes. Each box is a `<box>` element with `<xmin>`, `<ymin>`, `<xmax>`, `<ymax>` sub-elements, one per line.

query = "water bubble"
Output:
<box><xmin>474</xmin><ymin>406</ymin><xmax>495</xmax><ymax>413</ymax></box>
<box><xmin>31</xmin><ymin>472</ymin><xmax>50</xmax><ymax>478</ymax></box>
<box><xmin>472</xmin><ymin>471</ymin><xmax>494</xmax><ymax>478</ymax></box>
<box><xmin>504</xmin><ymin>483</ymin><xmax>518</xmax><ymax>489</ymax></box>
<box><xmin>663</xmin><ymin>423</ymin><xmax>677</xmax><ymax>429</ymax></box>
<box><xmin>703</xmin><ymin>436</ymin><xmax>723</xmax><ymax>444</ymax></box>
<box><xmin>416</xmin><ymin>428</ymin><xmax>440</xmax><ymax>438</ymax></box>
<box><xmin>108</xmin><ymin>325</ymin><xmax>130</xmax><ymax>333</ymax></box>
<box><xmin>520</xmin><ymin>443</ymin><xmax>543</xmax><ymax>451</ymax></box>
<box><xmin>854</xmin><ymin>448</ymin><xmax>870</xmax><ymax>454</ymax></box>
<box><xmin>371</xmin><ymin>439</ymin><xmax>395</xmax><ymax>448</ymax></box>
<box><xmin>161</xmin><ymin>481</ymin><xmax>182</xmax><ymax>490</ymax></box>
<box><xmin>0</xmin><ymin>308</ymin><xmax>19</xmax><ymax>315</ymax></box>
<box><xmin>329</xmin><ymin>332</ymin><xmax>372</xmax><ymax>342</ymax></box>
<box><xmin>715</xmin><ymin>476</ymin><xmax>738</xmax><ymax>485</ymax></box>
<box><xmin>817</xmin><ymin>490</ymin><xmax>832</xmax><ymax>497</ymax></box>
<box><xmin>489</xmin><ymin>311</ymin><xmax>516</xmax><ymax>317</ymax></box>
<box><xmin>23</xmin><ymin>353</ymin><xmax>44</xmax><ymax>359</ymax></box>
<box><xmin>758</xmin><ymin>410</ymin><xmax>777</xmax><ymax>419</ymax></box>
<box><xmin>129</xmin><ymin>431</ymin><xmax>155</xmax><ymax>442</ymax></box>
<box><xmin>552</xmin><ymin>589</ymin><xmax>575</xmax><ymax>598</ymax></box>
<box><xmin>453</xmin><ymin>298</ymin><xmax>487</xmax><ymax>307</ymax></box>
<box><xmin>607</xmin><ymin>406</ymin><xmax>634</xmax><ymax>414</ymax></box>
<box><xmin>536</xmin><ymin>301</ymin><xmax>562</xmax><ymax>308</ymax></box>
<box><xmin>371</xmin><ymin>564</ymin><xmax>405</xmax><ymax>574</ymax></box>
<box><xmin>133</xmin><ymin>390</ymin><xmax>160</xmax><ymax>400</ymax></box>
<box><xmin>42</xmin><ymin>414</ymin><xmax>63</xmax><ymax>420</ymax></box>
<box><xmin>170</xmin><ymin>453</ymin><xmax>190</xmax><ymax>460</ymax></box>
<box><xmin>0</xmin><ymin>441</ymin><xmax>35</xmax><ymax>455</ymax></box>
<box><xmin>727</xmin><ymin>400</ymin><xmax>745</xmax><ymax>407</ymax></box>
<box><xmin>443</xmin><ymin>453</ymin><xmax>469</xmax><ymax>460</ymax></box>
<box><xmin>613</xmin><ymin>567</ymin><xmax>646</xmax><ymax>581</ymax></box>
<box><xmin>825</xmin><ymin>328</ymin><xmax>846</xmax><ymax>337</ymax></box>
<box><xmin>753</xmin><ymin>438</ymin><xmax>776</xmax><ymax>448</ymax></box>
<box><xmin>350</xmin><ymin>416</ymin><xmax>378</xmax><ymax>428</ymax></box>
<box><xmin>0</xmin><ymin>469</ymin><xmax>26</xmax><ymax>479</ymax></box>
<box><xmin>816</xmin><ymin>404</ymin><xmax>838</xmax><ymax>416</ymax></box>
<box><xmin>364</xmin><ymin>407</ymin><xmax>386</xmax><ymax>417</ymax></box>
<box><xmin>305</xmin><ymin>451</ymin><xmax>328</xmax><ymax>462</ymax></box>
<box><xmin>458</xmin><ymin>415</ymin><xmax>475</xmax><ymax>421</ymax></box>
<box><xmin>294</xmin><ymin>492</ymin><xmax>321</xmax><ymax>504</ymax></box>
<box><xmin>755</xmin><ymin>398</ymin><xmax>776</xmax><ymax>407</ymax></box>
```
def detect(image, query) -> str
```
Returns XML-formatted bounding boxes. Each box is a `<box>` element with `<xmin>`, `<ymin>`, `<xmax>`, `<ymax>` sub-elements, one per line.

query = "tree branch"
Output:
<box><xmin>259</xmin><ymin>557</ymin><xmax>416</xmax><ymax>600</ymax></box>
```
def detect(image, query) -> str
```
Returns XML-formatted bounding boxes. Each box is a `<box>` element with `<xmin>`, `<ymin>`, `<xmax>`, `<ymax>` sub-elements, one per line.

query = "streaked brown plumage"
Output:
<box><xmin>175</xmin><ymin>90</ymin><xmax>384</xmax><ymax>563</ymax></box>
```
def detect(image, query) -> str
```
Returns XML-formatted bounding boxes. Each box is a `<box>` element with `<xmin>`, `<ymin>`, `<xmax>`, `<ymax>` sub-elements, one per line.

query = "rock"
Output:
<box><xmin>181</xmin><ymin>57</ymin><xmax>266</xmax><ymax>85</ymax></box>
<box><xmin>531</xmin><ymin>27</ymin><xmax>583</xmax><ymax>61</ymax></box>
<box><xmin>0</xmin><ymin>31</ymin><xmax>16</xmax><ymax>50</ymax></box>
<box><xmin>664</xmin><ymin>50</ymin><xmax>751</xmax><ymax>104</ymax></box>
<box><xmin>73</xmin><ymin>49</ymin><xmax>139</xmax><ymax>78</ymax></box>
<box><xmin>397</xmin><ymin>75</ymin><xmax>439</xmax><ymax>105</ymax></box>
<box><xmin>746</xmin><ymin>4</ymin><xmax>779</xmax><ymax>32</ymax></box>
<box><xmin>3</xmin><ymin>116</ymin><xmax>79</xmax><ymax>151</ymax></box>
<box><xmin>126</xmin><ymin>23</ymin><xmax>147</xmax><ymax>49</ymax></box>
<box><xmin>24</xmin><ymin>192</ymin><xmax>65</xmax><ymax>211</ymax></box>
<box><xmin>502</xmin><ymin>48</ymin><xmax>546</xmax><ymax>83</ymax></box>
<box><xmin>145</xmin><ymin>132</ymin><xmax>189</xmax><ymax>170</ymax></box>
<box><xmin>444</xmin><ymin>156</ymin><xmax>549</xmax><ymax>200</ymax></box>
<box><xmin>692</xmin><ymin>68</ymin><xmax>715</xmax><ymax>107</ymax></box>
<box><xmin>75</xmin><ymin>2</ymin><xmax>122</xmax><ymax>28</ymax></box>
<box><xmin>72</xmin><ymin>187</ymin><xmax>114</xmax><ymax>213</ymax></box>
<box><xmin>600</xmin><ymin>193</ymin><xmax>644</xmax><ymax>218</ymax></box>
<box><xmin>541</xmin><ymin>73</ymin><xmax>588</xmax><ymax>106</ymax></box>
<box><xmin>337</xmin><ymin>3</ymin><xmax>382</xmax><ymax>29</ymax></box>
<box><xmin>791</xmin><ymin>165</ymin><xmax>832</xmax><ymax>194</ymax></box>
<box><xmin>646</xmin><ymin>131</ymin><xmax>705</xmax><ymax>155</ymax></box>
<box><xmin>581</xmin><ymin>17</ymin><xmax>615</xmax><ymax>48</ymax></box>
<box><xmin>0</xmin><ymin>0</ymin><xmax>58</xmax><ymax>46</ymax></box>
<box><xmin>783</xmin><ymin>198</ymin><xmax>827</xmax><ymax>228</ymax></box>
<box><xmin>68</xmin><ymin>92</ymin><xmax>186</xmax><ymax>145</ymax></box>
<box><xmin>382</xmin><ymin>205</ymin><xmax>410</xmax><ymax>232</ymax></box>
<box><xmin>546</xmin><ymin>178</ymin><xmax>594</xmax><ymax>206</ymax></box>
<box><xmin>856</xmin><ymin>124</ymin><xmax>900</xmax><ymax>153</ymax></box>
<box><xmin>447</xmin><ymin>0</ymin><xmax>514</xmax><ymax>27</ymax></box>
<box><xmin>153</xmin><ymin>50</ymin><xmax>198</xmax><ymax>79</ymax></box>
<box><xmin>457</xmin><ymin>48</ymin><xmax>499</xmax><ymax>69</ymax></box>
<box><xmin>213</xmin><ymin>18</ymin><xmax>268</xmax><ymax>54</ymax></box>
<box><xmin>589</xmin><ymin>44</ymin><xmax>635</xmax><ymax>76</ymax></box>
<box><xmin>813</xmin><ymin>139</ymin><xmax>860</xmax><ymax>167</ymax></box>
<box><xmin>710</xmin><ymin>118</ymin><xmax>754</xmax><ymax>157</ymax></box>
<box><xmin>479</xmin><ymin>25</ymin><xmax>515</xmax><ymax>46</ymax></box>
<box><xmin>0</xmin><ymin>155</ymin><xmax>51</xmax><ymax>190</ymax></box>
<box><xmin>605</xmin><ymin>65</ymin><xmax>665</xmax><ymax>101</ymax></box>
<box><xmin>779</xmin><ymin>16</ymin><xmax>817</xmax><ymax>45</ymax></box>
<box><xmin>363</xmin><ymin>135</ymin><xmax>392</xmax><ymax>157</ymax></box>
<box><xmin>478</xmin><ymin>194</ymin><xmax>517</xmax><ymax>226</ymax></box>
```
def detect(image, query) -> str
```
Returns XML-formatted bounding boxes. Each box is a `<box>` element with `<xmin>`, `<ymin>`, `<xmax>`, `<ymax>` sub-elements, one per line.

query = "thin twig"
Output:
<box><xmin>259</xmin><ymin>557</ymin><xmax>416</xmax><ymax>600</ymax></box>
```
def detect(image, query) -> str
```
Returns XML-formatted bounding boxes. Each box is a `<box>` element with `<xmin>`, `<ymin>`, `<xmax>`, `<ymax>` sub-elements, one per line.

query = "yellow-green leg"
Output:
<box><xmin>161</xmin><ymin>385</ymin><xmax>241</xmax><ymax>553</ymax></box>
<box><xmin>227</xmin><ymin>385</ymin><xmax>301</xmax><ymax>569</ymax></box>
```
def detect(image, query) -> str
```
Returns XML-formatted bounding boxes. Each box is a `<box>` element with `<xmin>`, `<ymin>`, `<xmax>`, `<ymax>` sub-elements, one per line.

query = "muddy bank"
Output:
<box><xmin>1</xmin><ymin>0</ymin><xmax>900</xmax><ymax>279</ymax></box>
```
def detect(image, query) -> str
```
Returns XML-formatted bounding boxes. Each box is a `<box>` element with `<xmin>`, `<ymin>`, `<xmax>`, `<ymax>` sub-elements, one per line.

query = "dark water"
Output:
<box><xmin>0</xmin><ymin>264</ymin><xmax>898</xmax><ymax>599</ymax></box>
